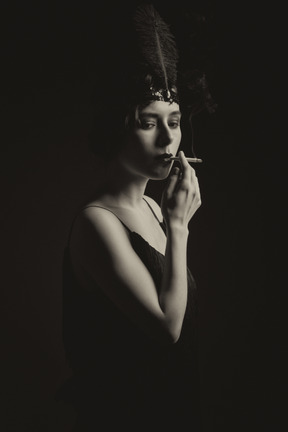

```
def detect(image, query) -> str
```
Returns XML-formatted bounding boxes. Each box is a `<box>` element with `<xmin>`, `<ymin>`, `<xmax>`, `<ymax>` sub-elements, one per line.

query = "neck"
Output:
<box><xmin>100</xmin><ymin>158</ymin><xmax>149</xmax><ymax>209</ymax></box>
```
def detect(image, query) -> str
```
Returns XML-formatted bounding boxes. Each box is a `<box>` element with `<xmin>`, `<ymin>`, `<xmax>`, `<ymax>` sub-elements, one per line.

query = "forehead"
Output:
<box><xmin>139</xmin><ymin>100</ymin><xmax>181</xmax><ymax>116</ymax></box>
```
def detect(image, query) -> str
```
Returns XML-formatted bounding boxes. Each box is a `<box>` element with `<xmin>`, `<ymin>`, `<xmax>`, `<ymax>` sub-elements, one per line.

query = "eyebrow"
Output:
<box><xmin>139</xmin><ymin>110</ymin><xmax>182</xmax><ymax>118</ymax></box>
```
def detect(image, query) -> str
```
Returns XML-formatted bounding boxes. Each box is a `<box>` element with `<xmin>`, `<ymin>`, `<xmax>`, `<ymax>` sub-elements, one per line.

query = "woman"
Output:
<box><xmin>61</xmin><ymin>4</ymin><xmax>207</xmax><ymax>431</ymax></box>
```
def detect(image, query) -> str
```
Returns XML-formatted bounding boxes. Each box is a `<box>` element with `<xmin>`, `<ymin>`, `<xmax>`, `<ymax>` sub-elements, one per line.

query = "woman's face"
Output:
<box><xmin>119</xmin><ymin>100</ymin><xmax>182</xmax><ymax>180</ymax></box>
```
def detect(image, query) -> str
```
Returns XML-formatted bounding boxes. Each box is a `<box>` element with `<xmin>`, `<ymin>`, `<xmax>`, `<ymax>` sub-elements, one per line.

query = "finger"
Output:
<box><xmin>178</xmin><ymin>150</ymin><xmax>188</xmax><ymax>171</ymax></box>
<box><xmin>178</xmin><ymin>151</ymin><xmax>193</xmax><ymax>182</ymax></box>
<box><xmin>191</xmin><ymin>169</ymin><xmax>201</xmax><ymax>198</ymax></box>
<box><xmin>165</xmin><ymin>166</ymin><xmax>181</xmax><ymax>197</ymax></box>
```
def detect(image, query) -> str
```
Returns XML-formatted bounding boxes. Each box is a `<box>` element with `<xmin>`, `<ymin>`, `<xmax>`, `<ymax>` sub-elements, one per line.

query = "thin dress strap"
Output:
<box><xmin>67</xmin><ymin>197</ymin><xmax>165</xmax><ymax>246</ymax></box>
<box><xmin>142</xmin><ymin>197</ymin><xmax>162</xmax><ymax>224</ymax></box>
<box><xmin>65</xmin><ymin>205</ymin><xmax>132</xmax><ymax>248</ymax></box>
<box><xmin>80</xmin><ymin>205</ymin><xmax>132</xmax><ymax>232</ymax></box>
<box><xmin>83</xmin><ymin>198</ymin><xmax>162</xmax><ymax>227</ymax></box>
<box><xmin>142</xmin><ymin>197</ymin><xmax>166</xmax><ymax>234</ymax></box>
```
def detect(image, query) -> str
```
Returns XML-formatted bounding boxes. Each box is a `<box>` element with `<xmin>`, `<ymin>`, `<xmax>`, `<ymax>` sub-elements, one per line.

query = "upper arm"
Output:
<box><xmin>70</xmin><ymin>207</ymin><xmax>172</xmax><ymax>343</ymax></box>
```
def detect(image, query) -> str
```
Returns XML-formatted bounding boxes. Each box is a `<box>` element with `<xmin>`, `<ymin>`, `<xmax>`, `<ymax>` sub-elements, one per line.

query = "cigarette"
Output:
<box><xmin>165</xmin><ymin>157</ymin><xmax>203</xmax><ymax>163</ymax></box>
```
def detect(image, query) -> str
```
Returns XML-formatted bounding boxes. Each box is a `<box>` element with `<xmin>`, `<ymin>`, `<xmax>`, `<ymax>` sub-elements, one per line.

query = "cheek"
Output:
<box><xmin>127</xmin><ymin>130</ymin><xmax>149</xmax><ymax>149</ymax></box>
<box><xmin>119</xmin><ymin>135</ymin><xmax>150</xmax><ymax>168</ymax></box>
<box><xmin>173</xmin><ymin>132</ymin><xmax>182</xmax><ymax>150</ymax></box>
<box><xmin>129</xmin><ymin>133</ymin><xmax>157</xmax><ymax>159</ymax></box>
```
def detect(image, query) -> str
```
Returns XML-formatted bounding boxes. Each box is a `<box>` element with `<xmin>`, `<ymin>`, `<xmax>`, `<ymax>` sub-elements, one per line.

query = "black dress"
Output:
<box><xmin>60</xmin><ymin>201</ymin><xmax>202</xmax><ymax>431</ymax></box>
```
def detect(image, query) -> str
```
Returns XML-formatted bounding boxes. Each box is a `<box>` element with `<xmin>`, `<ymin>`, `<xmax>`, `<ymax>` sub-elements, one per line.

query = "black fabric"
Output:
<box><xmin>60</xmin><ymin>205</ymin><xmax>202</xmax><ymax>431</ymax></box>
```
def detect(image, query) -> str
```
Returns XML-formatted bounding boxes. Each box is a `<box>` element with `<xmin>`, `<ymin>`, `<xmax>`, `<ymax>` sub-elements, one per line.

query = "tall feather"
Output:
<box><xmin>133</xmin><ymin>4</ymin><xmax>179</xmax><ymax>89</ymax></box>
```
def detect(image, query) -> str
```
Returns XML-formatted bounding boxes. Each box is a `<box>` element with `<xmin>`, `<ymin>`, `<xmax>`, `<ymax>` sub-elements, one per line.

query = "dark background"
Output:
<box><xmin>1</xmin><ymin>1</ymin><xmax>286</xmax><ymax>431</ymax></box>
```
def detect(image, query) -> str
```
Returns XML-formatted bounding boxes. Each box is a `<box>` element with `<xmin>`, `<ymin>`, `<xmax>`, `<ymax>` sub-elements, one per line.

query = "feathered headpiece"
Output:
<box><xmin>89</xmin><ymin>3</ymin><xmax>216</xmax><ymax>159</ymax></box>
<box><xmin>131</xmin><ymin>4</ymin><xmax>179</xmax><ymax>104</ymax></box>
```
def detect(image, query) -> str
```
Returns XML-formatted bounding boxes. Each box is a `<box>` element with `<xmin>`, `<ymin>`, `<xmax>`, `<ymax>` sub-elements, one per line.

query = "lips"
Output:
<box><xmin>155</xmin><ymin>152</ymin><xmax>173</xmax><ymax>161</ymax></box>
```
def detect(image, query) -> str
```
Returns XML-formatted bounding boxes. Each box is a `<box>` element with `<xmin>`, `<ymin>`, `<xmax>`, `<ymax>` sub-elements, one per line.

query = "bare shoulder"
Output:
<box><xmin>143</xmin><ymin>195</ymin><xmax>163</xmax><ymax>222</ymax></box>
<box><xmin>70</xmin><ymin>206</ymin><xmax>130</xmax><ymax>260</ymax></box>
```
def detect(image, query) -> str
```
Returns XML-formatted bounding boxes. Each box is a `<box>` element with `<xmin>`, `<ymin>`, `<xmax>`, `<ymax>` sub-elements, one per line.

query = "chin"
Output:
<box><xmin>148</xmin><ymin>165</ymin><xmax>172</xmax><ymax>180</ymax></box>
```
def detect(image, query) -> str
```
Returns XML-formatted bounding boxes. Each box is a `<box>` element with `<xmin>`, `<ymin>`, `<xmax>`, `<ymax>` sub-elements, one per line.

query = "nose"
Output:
<box><xmin>157</xmin><ymin>124</ymin><xmax>173</xmax><ymax>147</ymax></box>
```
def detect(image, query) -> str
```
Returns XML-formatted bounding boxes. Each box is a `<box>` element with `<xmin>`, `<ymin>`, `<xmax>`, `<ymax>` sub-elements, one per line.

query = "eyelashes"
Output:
<box><xmin>140</xmin><ymin>122</ymin><xmax>156</xmax><ymax>129</ymax></box>
<box><xmin>139</xmin><ymin>120</ymin><xmax>180</xmax><ymax>130</ymax></box>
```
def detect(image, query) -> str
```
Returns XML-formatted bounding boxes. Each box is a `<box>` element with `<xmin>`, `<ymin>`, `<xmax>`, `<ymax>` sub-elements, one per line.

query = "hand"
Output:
<box><xmin>161</xmin><ymin>151</ymin><xmax>201</xmax><ymax>229</ymax></box>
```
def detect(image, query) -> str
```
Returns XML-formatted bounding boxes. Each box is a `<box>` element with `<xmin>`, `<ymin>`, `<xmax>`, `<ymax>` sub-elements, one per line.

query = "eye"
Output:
<box><xmin>169</xmin><ymin>120</ymin><xmax>180</xmax><ymax>128</ymax></box>
<box><xmin>140</xmin><ymin>121</ymin><xmax>156</xmax><ymax>130</ymax></box>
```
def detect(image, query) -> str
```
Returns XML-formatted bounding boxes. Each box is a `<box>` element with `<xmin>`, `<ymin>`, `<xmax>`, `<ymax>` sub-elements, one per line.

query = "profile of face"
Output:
<box><xmin>119</xmin><ymin>100</ymin><xmax>182</xmax><ymax>180</ymax></box>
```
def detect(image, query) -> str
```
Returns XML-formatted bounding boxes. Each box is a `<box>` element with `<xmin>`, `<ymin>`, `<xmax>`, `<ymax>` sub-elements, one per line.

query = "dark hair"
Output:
<box><xmin>88</xmin><ymin>72</ymin><xmax>180</xmax><ymax>161</ymax></box>
<box><xmin>88</xmin><ymin>3</ymin><xmax>217</xmax><ymax>162</ymax></box>
<box><xmin>88</xmin><ymin>73</ymin><xmax>215</xmax><ymax>162</ymax></box>
<box><xmin>88</xmin><ymin>100</ymin><xmax>143</xmax><ymax>162</ymax></box>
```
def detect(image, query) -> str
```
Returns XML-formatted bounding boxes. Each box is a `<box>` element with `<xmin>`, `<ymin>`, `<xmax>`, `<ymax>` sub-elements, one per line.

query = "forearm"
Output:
<box><xmin>159</xmin><ymin>225</ymin><xmax>189</xmax><ymax>342</ymax></box>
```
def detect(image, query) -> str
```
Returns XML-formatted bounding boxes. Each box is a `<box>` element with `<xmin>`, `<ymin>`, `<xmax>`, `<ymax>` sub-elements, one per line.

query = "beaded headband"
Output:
<box><xmin>142</xmin><ymin>85</ymin><xmax>179</xmax><ymax>105</ymax></box>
